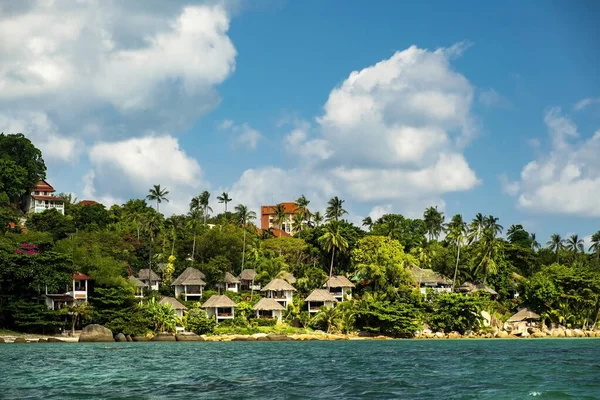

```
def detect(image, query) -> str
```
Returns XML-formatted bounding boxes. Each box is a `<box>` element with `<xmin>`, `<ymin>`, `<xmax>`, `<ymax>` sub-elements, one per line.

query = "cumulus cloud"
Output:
<box><xmin>573</xmin><ymin>97</ymin><xmax>600</xmax><ymax>111</ymax></box>
<box><xmin>498</xmin><ymin>173</ymin><xmax>520</xmax><ymax>196</ymax></box>
<box><xmin>219</xmin><ymin>120</ymin><xmax>263</xmax><ymax>150</ymax></box>
<box><xmin>509</xmin><ymin>108</ymin><xmax>600</xmax><ymax>216</ymax></box>
<box><xmin>234</xmin><ymin>43</ymin><xmax>480</xmax><ymax>217</ymax></box>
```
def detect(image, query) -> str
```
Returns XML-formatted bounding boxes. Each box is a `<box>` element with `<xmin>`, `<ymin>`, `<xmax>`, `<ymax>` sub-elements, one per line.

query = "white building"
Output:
<box><xmin>324</xmin><ymin>275</ymin><xmax>355</xmax><ymax>301</ymax></box>
<box><xmin>261</xmin><ymin>278</ymin><xmax>297</xmax><ymax>308</ymax></box>
<box><xmin>137</xmin><ymin>269</ymin><xmax>161</xmax><ymax>291</ymax></box>
<box><xmin>202</xmin><ymin>295</ymin><xmax>237</xmax><ymax>323</ymax></box>
<box><xmin>215</xmin><ymin>272</ymin><xmax>240</xmax><ymax>293</ymax></box>
<box><xmin>305</xmin><ymin>289</ymin><xmax>338</xmax><ymax>314</ymax></box>
<box><xmin>159</xmin><ymin>297</ymin><xmax>188</xmax><ymax>319</ymax></box>
<box><xmin>253</xmin><ymin>298</ymin><xmax>286</xmax><ymax>321</ymax></box>
<box><xmin>172</xmin><ymin>267</ymin><xmax>206</xmax><ymax>301</ymax></box>
<box><xmin>28</xmin><ymin>180</ymin><xmax>65</xmax><ymax>215</ymax></box>
<box><xmin>45</xmin><ymin>272</ymin><xmax>90</xmax><ymax>310</ymax></box>
<box><xmin>128</xmin><ymin>275</ymin><xmax>146</xmax><ymax>302</ymax></box>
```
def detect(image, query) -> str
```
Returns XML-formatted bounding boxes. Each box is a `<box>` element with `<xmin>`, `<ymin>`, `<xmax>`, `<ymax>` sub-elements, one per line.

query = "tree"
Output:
<box><xmin>145</xmin><ymin>298</ymin><xmax>177</xmax><ymax>333</ymax></box>
<box><xmin>217</xmin><ymin>192</ymin><xmax>232</xmax><ymax>213</ymax></box>
<box><xmin>144</xmin><ymin>213</ymin><xmax>163</xmax><ymax>290</ymax></box>
<box><xmin>60</xmin><ymin>302</ymin><xmax>92</xmax><ymax>336</ymax></box>
<box><xmin>468</xmin><ymin>213</ymin><xmax>485</xmax><ymax>243</ymax></box>
<box><xmin>146</xmin><ymin>184</ymin><xmax>169</xmax><ymax>213</ymax></box>
<box><xmin>294</xmin><ymin>195</ymin><xmax>311</xmax><ymax>221</ymax></box>
<box><xmin>530</xmin><ymin>233</ymin><xmax>541</xmax><ymax>251</ymax></box>
<box><xmin>199</xmin><ymin>191</ymin><xmax>212</xmax><ymax>227</ymax></box>
<box><xmin>362</xmin><ymin>216</ymin><xmax>373</xmax><ymax>231</ymax></box>
<box><xmin>310</xmin><ymin>306</ymin><xmax>339</xmax><ymax>333</ymax></box>
<box><xmin>326</xmin><ymin>196</ymin><xmax>347</xmax><ymax>221</ymax></box>
<box><xmin>26</xmin><ymin>208</ymin><xmax>73</xmax><ymax>241</ymax></box>
<box><xmin>273</xmin><ymin>203</ymin><xmax>287</xmax><ymax>232</ymax></box>
<box><xmin>185</xmin><ymin>304</ymin><xmax>216</xmax><ymax>334</ymax></box>
<box><xmin>371</xmin><ymin>214</ymin><xmax>426</xmax><ymax>252</ymax></box>
<box><xmin>507</xmin><ymin>224</ymin><xmax>531</xmax><ymax>248</ymax></box>
<box><xmin>590</xmin><ymin>231</ymin><xmax>600</xmax><ymax>260</ymax></box>
<box><xmin>446</xmin><ymin>215</ymin><xmax>467</xmax><ymax>291</ymax></box>
<box><xmin>475</xmin><ymin>228</ymin><xmax>502</xmax><ymax>284</ymax></box>
<box><xmin>428</xmin><ymin>293</ymin><xmax>483</xmax><ymax>334</ymax></box>
<box><xmin>566</xmin><ymin>234</ymin><xmax>584</xmax><ymax>253</ymax></box>
<box><xmin>235</xmin><ymin>204</ymin><xmax>256</xmax><ymax>275</ymax></box>
<box><xmin>318</xmin><ymin>222</ymin><xmax>349</xmax><ymax>280</ymax></box>
<box><xmin>292</xmin><ymin>212</ymin><xmax>305</xmax><ymax>233</ymax></box>
<box><xmin>484</xmin><ymin>215</ymin><xmax>503</xmax><ymax>237</ymax></box>
<box><xmin>423</xmin><ymin>206</ymin><xmax>444</xmax><ymax>241</ymax></box>
<box><xmin>313</xmin><ymin>211</ymin><xmax>324</xmax><ymax>227</ymax></box>
<box><xmin>547</xmin><ymin>234</ymin><xmax>564</xmax><ymax>263</ymax></box>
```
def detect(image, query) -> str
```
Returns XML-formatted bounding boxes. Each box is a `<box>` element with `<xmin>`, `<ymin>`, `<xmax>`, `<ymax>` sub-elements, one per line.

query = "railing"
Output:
<box><xmin>217</xmin><ymin>312</ymin><xmax>233</xmax><ymax>317</ymax></box>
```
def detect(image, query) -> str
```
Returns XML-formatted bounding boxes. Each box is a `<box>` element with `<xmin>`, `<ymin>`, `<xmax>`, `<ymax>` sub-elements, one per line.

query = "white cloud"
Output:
<box><xmin>573</xmin><ymin>97</ymin><xmax>600</xmax><ymax>111</ymax></box>
<box><xmin>510</xmin><ymin>108</ymin><xmax>600</xmax><ymax>216</ymax></box>
<box><xmin>479</xmin><ymin>88</ymin><xmax>511</xmax><ymax>107</ymax></box>
<box><xmin>498</xmin><ymin>173</ymin><xmax>520</xmax><ymax>196</ymax></box>
<box><xmin>219</xmin><ymin>120</ymin><xmax>263</xmax><ymax>150</ymax></box>
<box><xmin>230</xmin><ymin>43</ymin><xmax>479</xmax><ymax>218</ymax></box>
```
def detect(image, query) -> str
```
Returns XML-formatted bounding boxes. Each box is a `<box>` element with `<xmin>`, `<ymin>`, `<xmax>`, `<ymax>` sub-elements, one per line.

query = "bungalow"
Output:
<box><xmin>27</xmin><ymin>180</ymin><xmax>65</xmax><ymax>215</ymax></box>
<box><xmin>215</xmin><ymin>272</ymin><xmax>240</xmax><ymax>293</ymax></box>
<box><xmin>202</xmin><ymin>295</ymin><xmax>237</xmax><ymax>322</ymax></box>
<box><xmin>459</xmin><ymin>282</ymin><xmax>499</xmax><ymax>299</ymax></box>
<box><xmin>45</xmin><ymin>272</ymin><xmax>90</xmax><ymax>310</ymax></box>
<box><xmin>324</xmin><ymin>275</ymin><xmax>355</xmax><ymax>301</ymax></box>
<box><xmin>138</xmin><ymin>269</ymin><xmax>161</xmax><ymax>291</ymax></box>
<box><xmin>128</xmin><ymin>275</ymin><xmax>146</xmax><ymax>301</ymax></box>
<box><xmin>305</xmin><ymin>289</ymin><xmax>338</xmax><ymax>314</ymax></box>
<box><xmin>172</xmin><ymin>267</ymin><xmax>206</xmax><ymax>301</ymax></box>
<box><xmin>278</xmin><ymin>271</ymin><xmax>296</xmax><ymax>285</ymax></box>
<box><xmin>159</xmin><ymin>297</ymin><xmax>188</xmax><ymax>319</ymax></box>
<box><xmin>261</xmin><ymin>278</ymin><xmax>297</xmax><ymax>308</ymax></box>
<box><xmin>253</xmin><ymin>298</ymin><xmax>286</xmax><ymax>321</ymax></box>
<box><xmin>408</xmin><ymin>266</ymin><xmax>452</xmax><ymax>295</ymax></box>
<box><xmin>238</xmin><ymin>269</ymin><xmax>261</xmax><ymax>291</ymax></box>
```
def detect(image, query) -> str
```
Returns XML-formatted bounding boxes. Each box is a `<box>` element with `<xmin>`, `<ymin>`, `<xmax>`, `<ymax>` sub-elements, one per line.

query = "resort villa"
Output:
<box><xmin>202</xmin><ymin>295</ymin><xmax>237</xmax><ymax>322</ymax></box>
<box><xmin>238</xmin><ymin>269</ymin><xmax>261</xmax><ymax>291</ymax></box>
<box><xmin>459</xmin><ymin>282</ymin><xmax>499</xmax><ymax>299</ymax></box>
<box><xmin>172</xmin><ymin>267</ymin><xmax>206</xmax><ymax>301</ymax></box>
<box><xmin>278</xmin><ymin>271</ymin><xmax>297</xmax><ymax>285</ymax></box>
<box><xmin>159</xmin><ymin>297</ymin><xmax>188</xmax><ymax>319</ymax></box>
<box><xmin>45</xmin><ymin>272</ymin><xmax>90</xmax><ymax>310</ymax></box>
<box><xmin>27</xmin><ymin>180</ymin><xmax>65</xmax><ymax>215</ymax></box>
<box><xmin>408</xmin><ymin>266</ymin><xmax>452</xmax><ymax>295</ymax></box>
<box><xmin>215</xmin><ymin>272</ymin><xmax>240</xmax><ymax>293</ymax></box>
<box><xmin>305</xmin><ymin>289</ymin><xmax>338</xmax><ymax>314</ymax></box>
<box><xmin>137</xmin><ymin>269</ymin><xmax>161</xmax><ymax>291</ymax></box>
<box><xmin>128</xmin><ymin>275</ymin><xmax>146</xmax><ymax>301</ymax></box>
<box><xmin>324</xmin><ymin>275</ymin><xmax>355</xmax><ymax>301</ymax></box>
<box><xmin>261</xmin><ymin>278</ymin><xmax>296</xmax><ymax>308</ymax></box>
<box><xmin>253</xmin><ymin>298</ymin><xmax>286</xmax><ymax>321</ymax></box>
<box><xmin>260</xmin><ymin>202</ymin><xmax>304</xmax><ymax>236</ymax></box>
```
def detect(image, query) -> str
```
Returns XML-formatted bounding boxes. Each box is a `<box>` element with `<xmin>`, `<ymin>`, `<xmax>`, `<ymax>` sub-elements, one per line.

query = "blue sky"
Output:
<box><xmin>0</xmin><ymin>0</ymin><xmax>599</xmax><ymax>247</ymax></box>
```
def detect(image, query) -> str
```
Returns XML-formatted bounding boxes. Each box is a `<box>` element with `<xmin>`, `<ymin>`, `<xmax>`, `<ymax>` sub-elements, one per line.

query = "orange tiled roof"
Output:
<box><xmin>260</xmin><ymin>202</ymin><xmax>299</xmax><ymax>215</ymax></box>
<box><xmin>33</xmin><ymin>180</ymin><xmax>55</xmax><ymax>192</ymax></box>
<box><xmin>79</xmin><ymin>200</ymin><xmax>99</xmax><ymax>206</ymax></box>
<box><xmin>32</xmin><ymin>195</ymin><xmax>64</xmax><ymax>201</ymax></box>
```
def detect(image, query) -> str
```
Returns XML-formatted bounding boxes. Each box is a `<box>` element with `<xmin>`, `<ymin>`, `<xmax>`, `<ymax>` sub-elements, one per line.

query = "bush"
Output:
<box><xmin>427</xmin><ymin>292</ymin><xmax>483</xmax><ymax>334</ymax></box>
<box><xmin>185</xmin><ymin>306</ymin><xmax>216</xmax><ymax>335</ymax></box>
<box><xmin>254</xmin><ymin>318</ymin><xmax>277</xmax><ymax>327</ymax></box>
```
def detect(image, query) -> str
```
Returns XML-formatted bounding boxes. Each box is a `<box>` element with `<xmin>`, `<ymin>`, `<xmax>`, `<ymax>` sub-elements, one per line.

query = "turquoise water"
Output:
<box><xmin>1</xmin><ymin>339</ymin><xmax>599</xmax><ymax>399</ymax></box>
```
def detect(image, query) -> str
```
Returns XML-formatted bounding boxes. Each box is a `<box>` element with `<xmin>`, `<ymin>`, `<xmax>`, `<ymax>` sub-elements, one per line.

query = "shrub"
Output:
<box><xmin>185</xmin><ymin>305</ymin><xmax>216</xmax><ymax>335</ymax></box>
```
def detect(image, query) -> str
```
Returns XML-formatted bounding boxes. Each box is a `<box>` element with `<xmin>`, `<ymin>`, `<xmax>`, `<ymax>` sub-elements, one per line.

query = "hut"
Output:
<box><xmin>508</xmin><ymin>308</ymin><xmax>540</xmax><ymax>323</ymax></box>
<box><xmin>253</xmin><ymin>298</ymin><xmax>286</xmax><ymax>321</ymax></box>
<box><xmin>305</xmin><ymin>289</ymin><xmax>338</xmax><ymax>314</ymax></box>
<box><xmin>459</xmin><ymin>282</ymin><xmax>499</xmax><ymax>299</ymax></box>
<box><xmin>238</xmin><ymin>269</ymin><xmax>260</xmax><ymax>291</ymax></box>
<box><xmin>278</xmin><ymin>271</ymin><xmax>297</xmax><ymax>284</ymax></box>
<box><xmin>323</xmin><ymin>275</ymin><xmax>355</xmax><ymax>301</ymax></box>
<box><xmin>159</xmin><ymin>297</ymin><xmax>188</xmax><ymax>318</ymax></box>
<box><xmin>128</xmin><ymin>275</ymin><xmax>146</xmax><ymax>300</ymax></box>
<box><xmin>202</xmin><ymin>295</ymin><xmax>237</xmax><ymax>322</ymax></box>
<box><xmin>408</xmin><ymin>266</ymin><xmax>452</xmax><ymax>295</ymax></box>
<box><xmin>261</xmin><ymin>278</ymin><xmax>297</xmax><ymax>308</ymax></box>
<box><xmin>137</xmin><ymin>269</ymin><xmax>161</xmax><ymax>291</ymax></box>
<box><xmin>215</xmin><ymin>272</ymin><xmax>240</xmax><ymax>293</ymax></box>
<box><xmin>172</xmin><ymin>267</ymin><xmax>206</xmax><ymax>301</ymax></box>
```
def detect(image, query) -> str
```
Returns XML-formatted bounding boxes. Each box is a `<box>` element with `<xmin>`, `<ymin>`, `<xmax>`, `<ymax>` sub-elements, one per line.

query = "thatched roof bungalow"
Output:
<box><xmin>305</xmin><ymin>289</ymin><xmax>338</xmax><ymax>313</ymax></box>
<box><xmin>201</xmin><ymin>295</ymin><xmax>237</xmax><ymax>322</ymax></box>
<box><xmin>408</xmin><ymin>266</ymin><xmax>452</xmax><ymax>294</ymax></box>
<box><xmin>172</xmin><ymin>267</ymin><xmax>206</xmax><ymax>301</ymax></box>
<box><xmin>324</xmin><ymin>275</ymin><xmax>355</xmax><ymax>301</ymax></box>
<box><xmin>261</xmin><ymin>278</ymin><xmax>297</xmax><ymax>308</ymax></box>
<box><xmin>253</xmin><ymin>297</ymin><xmax>286</xmax><ymax>321</ymax></box>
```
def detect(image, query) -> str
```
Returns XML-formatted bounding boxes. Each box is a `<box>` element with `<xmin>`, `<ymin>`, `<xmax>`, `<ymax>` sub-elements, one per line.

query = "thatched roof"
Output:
<box><xmin>278</xmin><ymin>271</ymin><xmax>296</xmax><ymax>284</ymax></box>
<box><xmin>261</xmin><ymin>278</ymin><xmax>297</xmax><ymax>292</ymax></box>
<box><xmin>252</xmin><ymin>297</ymin><xmax>286</xmax><ymax>311</ymax></box>
<box><xmin>305</xmin><ymin>289</ymin><xmax>338</xmax><ymax>303</ymax></box>
<box><xmin>172</xmin><ymin>267</ymin><xmax>206</xmax><ymax>286</ymax></box>
<box><xmin>137</xmin><ymin>269</ymin><xmax>161</xmax><ymax>281</ymax></box>
<box><xmin>508</xmin><ymin>308</ymin><xmax>540</xmax><ymax>322</ymax></box>
<box><xmin>201</xmin><ymin>294</ymin><xmax>237</xmax><ymax>308</ymax></box>
<box><xmin>159</xmin><ymin>297</ymin><xmax>187</xmax><ymax>310</ymax></box>
<box><xmin>128</xmin><ymin>275</ymin><xmax>146</xmax><ymax>287</ymax></box>
<box><xmin>459</xmin><ymin>282</ymin><xmax>498</xmax><ymax>296</ymax></box>
<box><xmin>238</xmin><ymin>269</ymin><xmax>256</xmax><ymax>281</ymax></box>
<box><xmin>223</xmin><ymin>272</ymin><xmax>240</xmax><ymax>284</ymax></box>
<box><xmin>324</xmin><ymin>275</ymin><xmax>355</xmax><ymax>289</ymax></box>
<box><xmin>408</xmin><ymin>266</ymin><xmax>451</xmax><ymax>285</ymax></box>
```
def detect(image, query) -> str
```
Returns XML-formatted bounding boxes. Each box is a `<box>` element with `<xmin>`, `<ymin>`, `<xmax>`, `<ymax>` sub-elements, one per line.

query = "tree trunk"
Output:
<box><xmin>148</xmin><ymin>237</ymin><xmax>153</xmax><ymax>291</ymax></box>
<box><xmin>171</xmin><ymin>233</ymin><xmax>176</xmax><ymax>256</ymax></box>
<box><xmin>71</xmin><ymin>313</ymin><xmax>77</xmax><ymax>336</ymax></box>
<box><xmin>241</xmin><ymin>227</ymin><xmax>246</xmax><ymax>275</ymax></box>
<box><xmin>157</xmin><ymin>200</ymin><xmax>159</xmax><ymax>214</ymax></box>
<box><xmin>451</xmin><ymin>242</ymin><xmax>461</xmax><ymax>292</ymax></box>
<box><xmin>328</xmin><ymin>247</ymin><xmax>336</xmax><ymax>285</ymax></box>
<box><xmin>191</xmin><ymin>228</ymin><xmax>197</xmax><ymax>263</ymax></box>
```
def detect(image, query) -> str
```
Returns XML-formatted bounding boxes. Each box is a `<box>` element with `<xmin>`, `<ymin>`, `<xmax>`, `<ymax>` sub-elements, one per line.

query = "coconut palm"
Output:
<box><xmin>468</xmin><ymin>213</ymin><xmax>486</xmax><ymax>243</ymax></box>
<box><xmin>484</xmin><ymin>215</ymin><xmax>503</xmax><ymax>237</ymax></box>
<box><xmin>589</xmin><ymin>231</ymin><xmax>600</xmax><ymax>260</ymax></box>
<box><xmin>475</xmin><ymin>228</ymin><xmax>501</xmax><ymax>285</ymax></box>
<box><xmin>446</xmin><ymin>214</ymin><xmax>467</xmax><ymax>291</ymax></box>
<box><xmin>546</xmin><ymin>233</ymin><xmax>564</xmax><ymax>263</ymax></box>
<box><xmin>423</xmin><ymin>206</ymin><xmax>445</xmax><ymax>241</ymax></box>
<box><xmin>313</xmin><ymin>211</ymin><xmax>324</xmax><ymax>227</ymax></box>
<box><xmin>318</xmin><ymin>222</ymin><xmax>349</xmax><ymax>281</ymax></box>
<box><xmin>60</xmin><ymin>302</ymin><xmax>92</xmax><ymax>336</ymax></box>
<box><xmin>235</xmin><ymin>204</ymin><xmax>256</xmax><ymax>275</ymax></box>
<box><xmin>311</xmin><ymin>306</ymin><xmax>339</xmax><ymax>334</ymax></box>
<box><xmin>146</xmin><ymin>184</ymin><xmax>169</xmax><ymax>213</ymax></box>
<box><xmin>198</xmin><ymin>191</ymin><xmax>212</xmax><ymax>227</ymax></box>
<box><xmin>273</xmin><ymin>203</ymin><xmax>288</xmax><ymax>232</ymax></box>
<box><xmin>566</xmin><ymin>234</ymin><xmax>584</xmax><ymax>253</ymax></box>
<box><xmin>217</xmin><ymin>192</ymin><xmax>232</xmax><ymax>213</ymax></box>
<box><xmin>144</xmin><ymin>213</ymin><xmax>163</xmax><ymax>290</ymax></box>
<box><xmin>326</xmin><ymin>196</ymin><xmax>347</xmax><ymax>221</ymax></box>
<box><xmin>362</xmin><ymin>216</ymin><xmax>373</xmax><ymax>231</ymax></box>
<box><xmin>292</xmin><ymin>212</ymin><xmax>305</xmax><ymax>233</ymax></box>
<box><xmin>530</xmin><ymin>233</ymin><xmax>541</xmax><ymax>251</ymax></box>
<box><xmin>294</xmin><ymin>195</ymin><xmax>311</xmax><ymax>221</ymax></box>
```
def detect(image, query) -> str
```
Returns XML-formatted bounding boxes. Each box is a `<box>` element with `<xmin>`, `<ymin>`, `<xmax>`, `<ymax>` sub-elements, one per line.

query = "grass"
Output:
<box><xmin>212</xmin><ymin>324</ymin><xmax>313</xmax><ymax>336</ymax></box>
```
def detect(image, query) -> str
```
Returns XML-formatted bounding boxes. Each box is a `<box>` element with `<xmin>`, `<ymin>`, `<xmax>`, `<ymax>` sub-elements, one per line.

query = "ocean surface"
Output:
<box><xmin>1</xmin><ymin>339</ymin><xmax>599</xmax><ymax>399</ymax></box>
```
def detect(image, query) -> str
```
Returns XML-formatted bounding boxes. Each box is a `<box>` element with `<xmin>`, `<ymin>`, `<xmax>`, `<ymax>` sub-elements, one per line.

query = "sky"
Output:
<box><xmin>0</xmin><ymin>0</ymin><xmax>599</xmax><ymax>247</ymax></box>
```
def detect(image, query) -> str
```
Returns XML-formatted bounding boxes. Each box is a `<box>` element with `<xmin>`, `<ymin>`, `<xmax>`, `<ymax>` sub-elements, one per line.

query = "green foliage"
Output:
<box><xmin>144</xmin><ymin>298</ymin><xmax>177</xmax><ymax>333</ymax></box>
<box><xmin>8</xmin><ymin>300</ymin><xmax>62</xmax><ymax>334</ymax></box>
<box><xmin>203</xmin><ymin>255</ymin><xmax>233</xmax><ymax>285</ymax></box>
<box><xmin>356</xmin><ymin>297</ymin><xmax>423</xmax><ymax>337</ymax></box>
<box><xmin>26</xmin><ymin>209</ymin><xmax>74</xmax><ymax>241</ymax></box>
<box><xmin>184</xmin><ymin>304</ymin><xmax>216</xmax><ymax>334</ymax></box>
<box><xmin>371</xmin><ymin>214</ymin><xmax>427</xmax><ymax>252</ymax></box>
<box><xmin>427</xmin><ymin>292</ymin><xmax>483</xmax><ymax>334</ymax></box>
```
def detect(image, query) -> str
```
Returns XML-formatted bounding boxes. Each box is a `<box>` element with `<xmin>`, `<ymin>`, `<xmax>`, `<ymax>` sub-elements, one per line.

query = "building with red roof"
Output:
<box><xmin>260</xmin><ymin>202</ymin><xmax>304</xmax><ymax>236</ymax></box>
<box><xmin>45</xmin><ymin>272</ymin><xmax>91</xmax><ymax>310</ymax></box>
<box><xmin>79</xmin><ymin>200</ymin><xmax>99</xmax><ymax>206</ymax></box>
<box><xmin>27</xmin><ymin>180</ymin><xmax>65</xmax><ymax>215</ymax></box>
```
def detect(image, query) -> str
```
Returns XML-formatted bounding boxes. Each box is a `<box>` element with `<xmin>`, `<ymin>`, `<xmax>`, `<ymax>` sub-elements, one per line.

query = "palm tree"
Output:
<box><xmin>60</xmin><ymin>302</ymin><xmax>92</xmax><ymax>336</ymax></box>
<box><xmin>217</xmin><ymin>192</ymin><xmax>232</xmax><ymax>213</ymax></box>
<box><xmin>484</xmin><ymin>215</ymin><xmax>503</xmax><ymax>237</ymax></box>
<box><xmin>530</xmin><ymin>233</ymin><xmax>541</xmax><ymax>251</ymax></box>
<box><xmin>294</xmin><ymin>195</ymin><xmax>311</xmax><ymax>221</ymax></box>
<box><xmin>589</xmin><ymin>231</ymin><xmax>600</xmax><ymax>260</ymax></box>
<box><xmin>566</xmin><ymin>234</ymin><xmax>584</xmax><ymax>253</ymax></box>
<box><xmin>235</xmin><ymin>204</ymin><xmax>256</xmax><ymax>275</ymax></box>
<box><xmin>423</xmin><ymin>206</ymin><xmax>445</xmax><ymax>241</ymax></box>
<box><xmin>446</xmin><ymin>215</ymin><xmax>467</xmax><ymax>291</ymax></box>
<box><xmin>273</xmin><ymin>203</ymin><xmax>288</xmax><ymax>233</ymax></box>
<box><xmin>144</xmin><ymin>213</ymin><xmax>163</xmax><ymax>290</ymax></box>
<box><xmin>146</xmin><ymin>184</ymin><xmax>169</xmax><ymax>213</ymax></box>
<box><xmin>166</xmin><ymin>216</ymin><xmax>184</xmax><ymax>256</ymax></box>
<box><xmin>362</xmin><ymin>216</ymin><xmax>373</xmax><ymax>231</ymax></box>
<box><xmin>196</xmin><ymin>191</ymin><xmax>212</xmax><ymax>227</ymax></box>
<box><xmin>313</xmin><ymin>211</ymin><xmax>324</xmax><ymax>227</ymax></box>
<box><xmin>547</xmin><ymin>233</ymin><xmax>564</xmax><ymax>263</ymax></box>
<box><xmin>476</xmin><ymin>228</ymin><xmax>501</xmax><ymax>285</ymax></box>
<box><xmin>326</xmin><ymin>196</ymin><xmax>347</xmax><ymax>221</ymax></box>
<box><xmin>468</xmin><ymin>213</ymin><xmax>486</xmax><ymax>243</ymax></box>
<box><xmin>318</xmin><ymin>222</ymin><xmax>349</xmax><ymax>282</ymax></box>
<box><xmin>292</xmin><ymin>212</ymin><xmax>305</xmax><ymax>233</ymax></box>
<box><xmin>507</xmin><ymin>224</ymin><xmax>523</xmax><ymax>243</ymax></box>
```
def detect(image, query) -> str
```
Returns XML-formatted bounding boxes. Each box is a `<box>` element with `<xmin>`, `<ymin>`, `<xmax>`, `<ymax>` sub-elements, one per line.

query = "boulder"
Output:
<box><xmin>79</xmin><ymin>324</ymin><xmax>114</xmax><ymax>342</ymax></box>
<box><xmin>423</xmin><ymin>332</ymin><xmax>434</xmax><ymax>339</ymax></box>
<box><xmin>47</xmin><ymin>337</ymin><xmax>64</xmax><ymax>343</ymax></box>
<box><xmin>267</xmin><ymin>334</ymin><xmax>292</xmax><ymax>341</ymax></box>
<box><xmin>256</xmin><ymin>336</ymin><xmax>269</xmax><ymax>341</ymax></box>
<box><xmin>447</xmin><ymin>332</ymin><xmax>462</xmax><ymax>339</ymax></box>
<box><xmin>126</xmin><ymin>335</ymin><xmax>133</xmax><ymax>342</ymax></box>
<box><xmin>13</xmin><ymin>337</ymin><xmax>27</xmax><ymax>343</ymax></box>
<box><xmin>532</xmin><ymin>331</ymin><xmax>546</xmax><ymax>338</ymax></box>
<box><xmin>37</xmin><ymin>338</ymin><xmax>47</xmax><ymax>343</ymax></box>
<box><xmin>0</xmin><ymin>338</ymin><xmax>5</xmax><ymax>343</ymax></box>
<box><xmin>151</xmin><ymin>333</ymin><xmax>176</xmax><ymax>342</ymax></box>
<box><xmin>464</xmin><ymin>330</ymin><xmax>474</xmax><ymax>337</ymax></box>
<box><xmin>496</xmin><ymin>331</ymin><xmax>510</xmax><ymax>338</ymax></box>
<box><xmin>114</xmin><ymin>333</ymin><xmax>127</xmax><ymax>342</ymax></box>
<box><xmin>422</xmin><ymin>328</ymin><xmax>433</xmax><ymax>335</ymax></box>
<box><xmin>232</xmin><ymin>336</ymin><xmax>249</xmax><ymax>341</ymax></box>
<box><xmin>573</xmin><ymin>329</ymin><xmax>585</xmax><ymax>338</ymax></box>
<box><xmin>565</xmin><ymin>329</ymin><xmax>573</xmax><ymax>338</ymax></box>
<box><xmin>132</xmin><ymin>335</ymin><xmax>149</xmax><ymax>342</ymax></box>
<box><xmin>481</xmin><ymin>311</ymin><xmax>492</xmax><ymax>327</ymax></box>
<box><xmin>176</xmin><ymin>333</ymin><xmax>205</xmax><ymax>342</ymax></box>
<box><xmin>551</xmin><ymin>328</ymin><xmax>565</xmax><ymax>337</ymax></box>
<box><xmin>434</xmin><ymin>332</ymin><xmax>444</xmax><ymax>338</ymax></box>
<box><xmin>521</xmin><ymin>331</ymin><xmax>530</xmax><ymax>338</ymax></box>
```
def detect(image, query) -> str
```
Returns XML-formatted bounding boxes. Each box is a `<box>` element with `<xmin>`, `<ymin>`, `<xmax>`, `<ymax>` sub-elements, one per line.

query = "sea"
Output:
<box><xmin>1</xmin><ymin>339</ymin><xmax>599</xmax><ymax>399</ymax></box>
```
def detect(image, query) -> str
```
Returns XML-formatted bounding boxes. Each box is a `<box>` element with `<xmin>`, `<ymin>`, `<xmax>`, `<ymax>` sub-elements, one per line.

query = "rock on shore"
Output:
<box><xmin>79</xmin><ymin>324</ymin><xmax>114</xmax><ymax>342</ymax></box>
